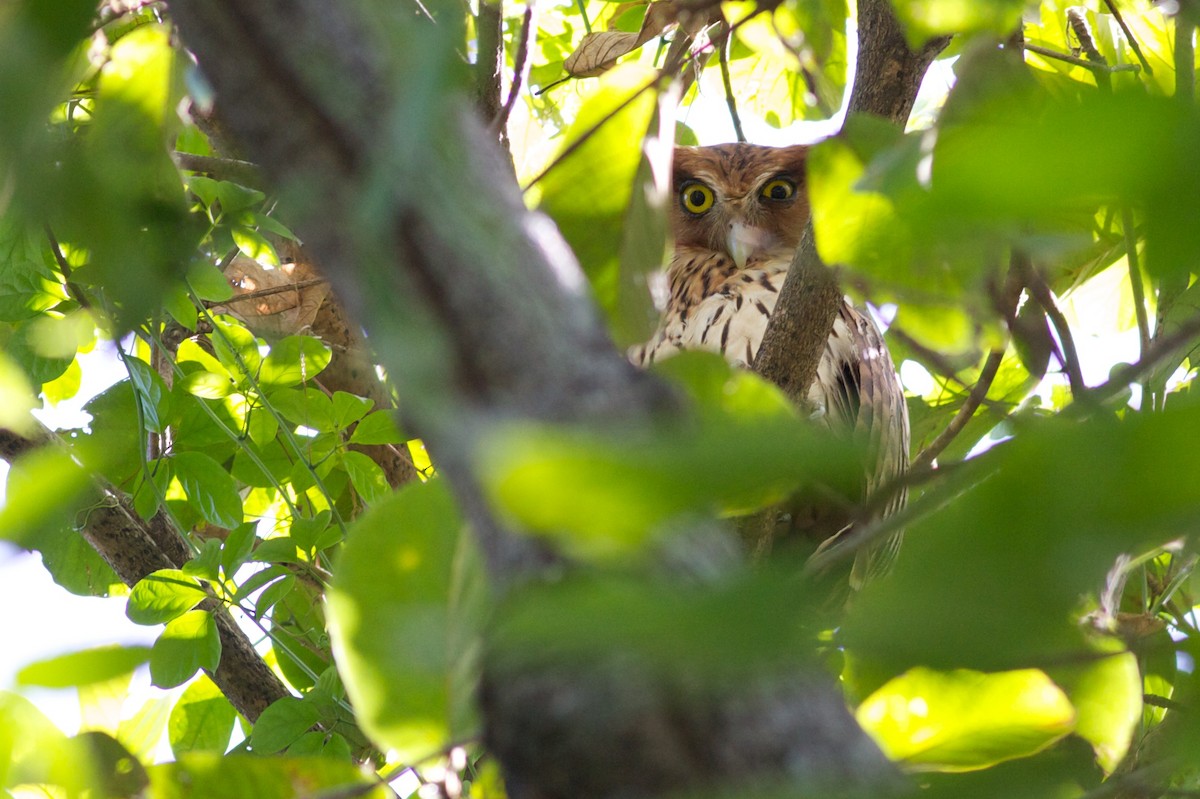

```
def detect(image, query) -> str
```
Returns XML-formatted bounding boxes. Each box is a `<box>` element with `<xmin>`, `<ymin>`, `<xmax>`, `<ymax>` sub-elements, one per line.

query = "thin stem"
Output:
<box><xmin>575</xmin><ymin>0</ymin><xmax>591</xmax><ymax>34</ymax></box>
<box><xmin>1123</xmin><ymin>207</ymin><xmax>1151</xmax><ymax>359</ymax></box>
<box><xmin>1101</xmin><ymin>0</ymin><xmax>1153</xmax><ymax>74</ymax></box>
<box><xmin>1021</xmin><ymin>262</ymin><xmax>1087</xmax><ymax>397</ymax></box>
<box><xmin>1023</xmin><ymin>43</ymin><xmax>1140</xmax><ymax>74</ymax></box>
<box><xmin>493</xmin><ymin>0</ymin><xmax>536</xmax><ymax>136</ymax></box>
<box><xmin>911</xmin><ymin>347</ymin><xmax>1004</xmax><ymax>470</ymax></box>
<box><xmin>718</xmin><ymin>26</ymin><xmax>746</xmax><ymax>143</ymax></box>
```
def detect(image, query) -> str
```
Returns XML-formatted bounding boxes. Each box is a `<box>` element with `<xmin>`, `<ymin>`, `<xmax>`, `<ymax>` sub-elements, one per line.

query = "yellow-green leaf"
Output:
<box><xmin>856</xmin><ymin>667</ymin><xmax>1075</xmax><ymax>771</ymax></box>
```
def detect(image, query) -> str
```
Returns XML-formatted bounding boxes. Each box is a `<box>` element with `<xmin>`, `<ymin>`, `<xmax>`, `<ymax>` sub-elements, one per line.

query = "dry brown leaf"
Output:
<box><xmin>216</xmin><ymin>255</ymin><xmax>331</xmax><ymax>339</ymax></box>
<box><xmin>564</xmin><ymin>0</ymin><xmax>679</xmax><ymax>77</ymax></box>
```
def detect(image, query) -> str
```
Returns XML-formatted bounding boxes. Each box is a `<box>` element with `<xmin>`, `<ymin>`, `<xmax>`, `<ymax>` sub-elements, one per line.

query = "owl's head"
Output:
<box><xmin>671</xmin><ymin>143</ymin><xmax>810</xmax><ymax>268</ymax></box>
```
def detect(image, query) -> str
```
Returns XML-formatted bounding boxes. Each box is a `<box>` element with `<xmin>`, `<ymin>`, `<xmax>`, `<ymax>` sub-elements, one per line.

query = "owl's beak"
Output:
<box><xmin>726</xmin><ymin>223</ymin><xmax>773</xmax><ymax>269</ymax></box>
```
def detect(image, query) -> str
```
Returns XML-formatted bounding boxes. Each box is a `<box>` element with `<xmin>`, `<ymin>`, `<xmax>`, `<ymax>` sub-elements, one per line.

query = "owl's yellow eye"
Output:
<box><xmin>760</xmin><ymin>178</ymin><xmax>796</xmax><ymax>201</ymax></box>
<box><xmin>680</xmin><ymin>182</ymin><xmax>715</xmax><ymax>215</ymax></box>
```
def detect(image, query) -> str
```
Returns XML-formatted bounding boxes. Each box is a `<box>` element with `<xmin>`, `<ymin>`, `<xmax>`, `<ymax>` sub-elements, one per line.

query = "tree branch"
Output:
<box><xmin>754</xmin><ymin>0</ymin><xmax>948</xmax><ymax>403</ymax></box>
<box><xmin>0</xmin><ymin>426</ymin><xmax>290</xmax><ymax>722</ymax></box>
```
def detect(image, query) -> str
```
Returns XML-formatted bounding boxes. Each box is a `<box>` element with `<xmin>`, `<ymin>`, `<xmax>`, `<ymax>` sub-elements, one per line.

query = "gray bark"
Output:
<box><xmin>167</xmin><ymin>2</ymin><xmax>903</xmax><ymax>795</ymax></box>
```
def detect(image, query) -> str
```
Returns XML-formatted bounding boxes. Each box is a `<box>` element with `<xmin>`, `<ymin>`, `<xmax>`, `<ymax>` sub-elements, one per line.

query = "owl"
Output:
<box><xmin>629</xmin><ymin>143</ymin><xmax>910</xmax><ymax>586</ymax></box>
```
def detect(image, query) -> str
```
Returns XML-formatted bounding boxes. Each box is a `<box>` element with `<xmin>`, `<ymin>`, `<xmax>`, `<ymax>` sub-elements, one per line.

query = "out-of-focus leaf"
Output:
<box><xmin>168</xmin><ymin>671</ymin><xmax>235</xmax><ymax>753</ymax></box>
<box><xmin>1053</xmin><ymin>646</ymin><xmax>1141</xmax><ymax>774</ymax></box>
<box><xmin>538</xmin><ymin>63</ymin><xmax>660</xmax><ymax>334</ymax></box>
<box><xmin>479</xmin><ymin>414</ymin><xmax>859</xmax><ymax>559</ymax></box>
<box><xmin>147</xmin><ymin>752</ymin><xmax>393</xmax><ymax>799</ymax></box>
<box><xmin>856</xmin><ymin>667</ymin><xmax>1075</xmax><ymax>771</ymax></box>
<box><xmin>150</xmin><ymin>610</ymin><xmax>221</xmax><ymax>689</ymax></box>
<box><xmin>890</xmin><ymin>0</ymin><xmax>1026</xmax><ymax>43</ymax></box>
<box><xmin>127</xmin><ymin>569</ymin><xmax>208</xmax><ymax>626</ymax></box>
<box><xmin>0</xmin><ymin>446</ymin><xmax>91</xmax><ymax>546</ymax></box>
<box><xmin>326</xmin><ymin>480</ymin><xmax>480</xmax><ymax>760</ymax></box>
<box><xmin>844</xmin><ymin>404</ymin><xmax>1200</xmax><ymax>673</ymax></box>
<box><xmin>17</xmin><ymin>645</ymin><xmax>151</xmax><ymax>689</ymax></box>
<box><xmin>490</xmin><ymin>568</ymin><xmax>824</xmax><ymax>681</ymax></box>
<box><xmin>0</xmin><ymin>349</ymin><xmax>39</xmax><ymax>435</ymax></box>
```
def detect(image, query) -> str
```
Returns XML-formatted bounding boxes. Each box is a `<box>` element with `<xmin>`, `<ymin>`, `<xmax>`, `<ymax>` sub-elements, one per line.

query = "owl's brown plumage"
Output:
<box><xmin>629</xmin><ymin>143</ymin><xmax>910</xmax><ymax>586</ymax></box>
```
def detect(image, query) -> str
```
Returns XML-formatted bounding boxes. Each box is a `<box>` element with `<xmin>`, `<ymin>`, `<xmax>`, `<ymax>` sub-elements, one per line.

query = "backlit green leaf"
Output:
<box><xmin>857</xmin><ymin>667</ymin><xmax>1075</xmax><ymax>771</ymax></box>
<box><xmin>168</xmin><ymin>675</ymin><xmax>237</xmax><ymax>757</ymax></box>
<box><xmin>171</xmin><ymin>451</ymin><xmax>243</xmax><ymax>528</ymax></box>
<box><xmin>326</xmin><ymin>479</ymin><xmax>479</xmax><ymax>760</ymax></box>
<box><xmin>149</xmin><ymin>610</ymin><xmax>221</xmax><ymax>689</ymax></box>
<box><xmin>127</xmin><ymin>569</ymin><xmax>208</xmax><ymax>626</ymax></box>
<box><xmin>17</xmin><ymin>645</ymin><xmax>151</xmax><ymax>689</ymax></box>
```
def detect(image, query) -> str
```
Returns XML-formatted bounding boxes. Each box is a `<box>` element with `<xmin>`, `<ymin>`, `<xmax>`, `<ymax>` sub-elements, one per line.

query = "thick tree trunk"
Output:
<box><xmin>168</xmin><ymin>2</ymin><xmax>905</xmax><ymax>795</ymax></box>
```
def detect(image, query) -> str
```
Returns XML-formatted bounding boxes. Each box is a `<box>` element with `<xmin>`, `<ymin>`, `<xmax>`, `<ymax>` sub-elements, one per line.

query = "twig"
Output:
<box><xmin>173</xmin><ymin>152</ymin><xmax>264</xmax><ymax>187</ymax></box>
<box><xmin>215</xmin><ymin>277</ymin><xmax>328</xmax><ymax>306</ymax></box>
<box><xmin>1101</xmin><ymin>0</ymin><xmax>1153</xmax><ymax>74</ymax></box>
<box><xmin>1023</xmin><ymin>43</ymin><xmax>1140</xmax><ymax>74</ymax></box>
<box><xmin>493</xmin><ymin>0</ymin><xmax>536</xmax><ymax>136</ymax></box>
<box><xmin>912</xmin><ymin>259</ymin><xmax>1025</xmax><ymax>469</ymax></box>
<box><xmin>1079</xmin><ymin>313</ymin><xmax>1200</xmax><ymax>411</ymax></box>
<box><xmin>1020</xmin><ymin>260</ymin><xmax>1087</xmax><ymax>397</ymax></box>
<box><xmin>912</xmin><ymin>347</ymin><xmax>1004</xmax><ymax>470</ymax></box>
<box><xmin>717</xmin><ymin>25</ymin><xmax>746</xmax><ymax>143</ymax></box>
<box><xmin>1067</xmin><ymin>7</ymin><xmax>1105</xmax><ymax>63</ymax></box>
<box><xmin>44</xmin><ymin>228</ymin><xmax>93</xmax><ymax>311</ymax></box>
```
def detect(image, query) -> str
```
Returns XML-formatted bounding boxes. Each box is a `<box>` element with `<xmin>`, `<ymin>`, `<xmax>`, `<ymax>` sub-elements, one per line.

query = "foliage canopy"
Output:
<box><xmin>3</xmin><ymin>0</ymin><xmax>1200</xmax><ymax>797</ymax></box>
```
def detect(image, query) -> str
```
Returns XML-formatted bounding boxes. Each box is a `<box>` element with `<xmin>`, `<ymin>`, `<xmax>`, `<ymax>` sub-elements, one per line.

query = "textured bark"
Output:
<box><xmin>168</xmin><ymin>2</ymin><xmax>898</xmax><ymax>795</ymax></box>
<box><xmin>0</xmin><ymin>427</ymin><xmax>290</xmax><ymax>722</ymax></box>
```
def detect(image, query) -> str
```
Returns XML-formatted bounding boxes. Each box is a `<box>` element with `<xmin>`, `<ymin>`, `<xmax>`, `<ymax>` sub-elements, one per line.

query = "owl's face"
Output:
<box><xmin>671</xmin><ymin>143</ymin><xmax>810</xmax><ymax>268</ymax></box>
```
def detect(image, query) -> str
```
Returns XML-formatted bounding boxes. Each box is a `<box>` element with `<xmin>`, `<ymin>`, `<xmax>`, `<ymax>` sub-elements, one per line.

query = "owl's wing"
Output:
<box><xmin>811</xmin><ymin>303</ymin><xmax>910</xmax><ymax>586</ymax></box>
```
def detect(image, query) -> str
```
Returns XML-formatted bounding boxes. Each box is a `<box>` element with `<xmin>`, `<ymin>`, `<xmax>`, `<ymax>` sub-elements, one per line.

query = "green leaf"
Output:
<box><xmin>326</xmin><ymin>479</ymin><xmax>480</xmax><ymax>760</ymax></box>
<box><xmin>267</xmin><ymin>387</ymin><xmax>335</xmax><ymax>431</ymax></box>
<box><xmin>187</xmin><ymin>261</ymin><xmax>235</xmax><ymax>303</ymax></box>
<box><xmin>209</xmin><ymin>316</ymin><xmax>262</xmax><ymax>380</ymax></box>
<box><xmin>479</xmin><ymin>415</ymin><xmax>859</xmax><ymax>559</ymax></box>
<box><xmin>125</xmin><ymin>356</ymin><xmax>173</xmax><ymax>434</ymax></box>
<box><xmin>220</xmin><ymin>523</ymin><xmax>258</xmax><ymax>575</ymax></box>
<box><xmin>856</xmin><ymin>667</ymin><xmax>1075</xmax><ymax>771</ymax></box>
<box><xmin>537</xmin><ymin>63</ymin><xmax>661</xmax><ymax>338</ymax></box>
<box><xmin>147</xmin><ymin>752</ymin><xmax>392</xmax><ymax>799</ymax></box>
<box><xmin>150</xmin><ymin>610</ymin><xmax>222</xmax><ymax>689</ymax></box>
<box><xmin>248</xmin><ymin>697</ymin><xmax>321</xmax><ymax>755</ymax></box>
<box><xmin>171</xmin><ymin>451</ymin><xmax>243</xmax><ymax>528</ymax></box>
<box><xmin>0</xmin><ymin>446</ymin><xmax>91</xmax><ymax>546</ymax></box>
<box><xmin>127</xmin><ymin>569</ymin><xmax>208</xmax><ymax>626</ymax></box>
<box><xmin>168</xmin><ymin>675</ymin><xmax>237</xmax><ymax>757</ymax></box>
<box><xmin>890</xmin><ymin>0</ymin><xmax>1026</xmax><ymax>42</ymax></box>
<box><xmin>256</xmin><ymin>574</ymin><xmax>297</xmax><ymax>615</ymax></box>
<box><xmin>231</xmin><ymin>226</ymin><xmax>280</xmax><ymax>267</ymax></box>
<box><xmin>844</xmin><ymin>404</ymin><xmax>1200</xmax><ymax>673</ymax></box>
<box><xmin>17</xmin><ymin>645</ymin><xmax>151</xmax><ymax>689</ymax></box>
<box><xmin>179</xmin><ymin>369</ymin><xmax>236</xmax><ymax>399</ymax></box>
<box><xmin>1054</xmin><ymin>647</ymin><xmax>1142</xmax><ymax>774</ymax></box>
<box><xmin>259</xmin><ymin>335</ymin><xmax>332</xmax><ymax>388</ymax></box>
<box><xmin>349</xmin><ymin>410</ymin><xmax>403</xmax><ymax>445</ymax></box>
<box><xmin>331</xmin><ymin>391</ymin><xmax>373</xmax><ymax>430</ymax></box>
<box><xmin>343</xmin><ymin>450</ymin><xmax>389</xmax><ymax>505</ymax></box>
